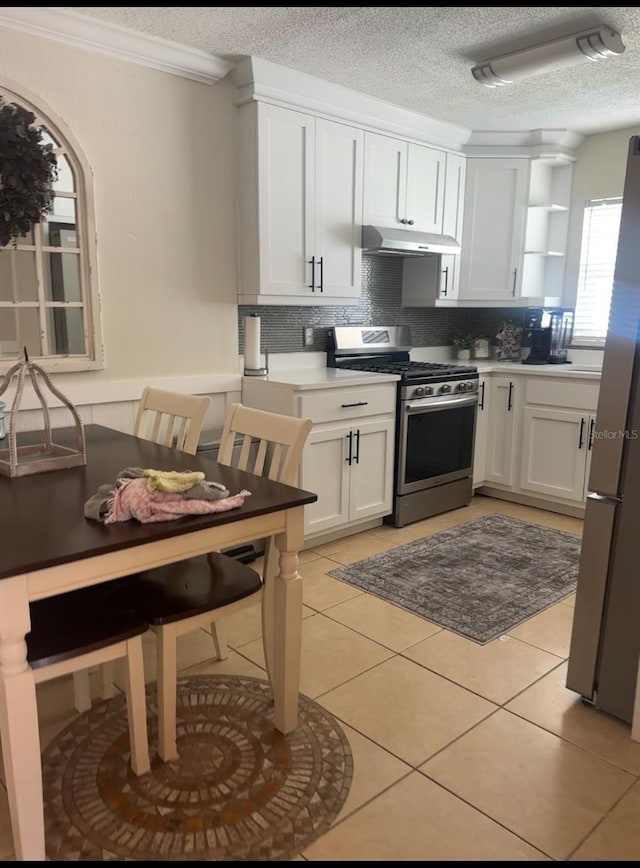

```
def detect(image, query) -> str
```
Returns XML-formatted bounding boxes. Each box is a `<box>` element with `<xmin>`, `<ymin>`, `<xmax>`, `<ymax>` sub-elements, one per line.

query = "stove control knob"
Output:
<box><xmin>415</xmin><ymin>386</ymin><xmax>433</xmax><ymax>397</ymax></box>
<box><xmin>440</xmin><ymin>383</ymin><xmax>452</xmax><ymax>394</ymax></box>
<box><xmin>456</xmin><ymin>382</ymin><xmax>467</xmax><ymax>392</ymax></box>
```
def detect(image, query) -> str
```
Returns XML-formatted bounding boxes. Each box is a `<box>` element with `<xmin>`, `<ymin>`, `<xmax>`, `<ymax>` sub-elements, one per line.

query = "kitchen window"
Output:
<box><xmin>573</xmin><ymin>197</ymin><xmax>623</xmax><ymax>347</ymax></box>
<box><xmin>0</xmin><ymin>85</ymin><xmax>102</xmax><ymax>373</ymax></box>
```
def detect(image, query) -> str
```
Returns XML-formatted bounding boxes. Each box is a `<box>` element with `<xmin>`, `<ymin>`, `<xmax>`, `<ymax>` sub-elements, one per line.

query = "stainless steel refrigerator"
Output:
<box><xmin>566</xmin><ymin>135</ymin><xmax>640</xmax><ymax>724</ymax></box>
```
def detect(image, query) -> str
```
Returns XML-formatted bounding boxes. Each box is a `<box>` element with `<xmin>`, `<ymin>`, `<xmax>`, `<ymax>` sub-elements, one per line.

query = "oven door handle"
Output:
<box><xmin>405</xmin><ymin>395</ymin><xmax>478</xmax><ymax>413</ymax></box>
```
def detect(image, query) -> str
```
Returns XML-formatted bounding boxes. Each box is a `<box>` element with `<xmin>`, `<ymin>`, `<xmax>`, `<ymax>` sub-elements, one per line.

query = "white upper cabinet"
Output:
<box><xmin>314</xmin><ymin>118</ymin><xmax>364</xmax><ymax>299</ymax></box>
<box><xmin>405</xmin><ymin>142</ymin><xmax>446</xmax><ymax>233</ymax></box>
<box><xmin>457</xmin><ymin>156</ymin><xmax>573</xmax><ymax>306</ymax></box>
<box><xmin>399</xmin><ymin>151</ymin><xmax>467</xmax><ymax>309</ymax></box>
<box><xmin>363</xmin><ymin>132</ymin><xmax>446</xmax><ymax>233</ymax></box>
<box><xmin>439</xmin><ymin>152</ymin><xmax>466</xmax><ymax>301</ymax></box>
<box><xmin>237</xmin><ymin>102</ymin><xmax>363</xmax><ymax>305</ymax></box>
<box><xmin>362</xmin><ymin>133</ymin><xmax>406</xmax><ymax>228</ymax></box>
<box><xmin>458</xmin><ymin>158</ymin><xmax>530</xmax><ymax>301</ymax></box>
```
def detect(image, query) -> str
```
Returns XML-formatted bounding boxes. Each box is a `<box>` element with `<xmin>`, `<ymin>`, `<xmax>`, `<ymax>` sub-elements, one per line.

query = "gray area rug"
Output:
<box><xmin>327</xmin><ymin>514</ymin><xmax>580</xmax><ymax>644</ymax></box>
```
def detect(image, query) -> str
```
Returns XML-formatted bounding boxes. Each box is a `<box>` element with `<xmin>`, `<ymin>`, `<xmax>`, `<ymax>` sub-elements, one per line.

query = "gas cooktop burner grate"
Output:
<box><xmin>338</xmin><ymin>360</ymin><xmax>477</xmax><ymax>379</ymax></box>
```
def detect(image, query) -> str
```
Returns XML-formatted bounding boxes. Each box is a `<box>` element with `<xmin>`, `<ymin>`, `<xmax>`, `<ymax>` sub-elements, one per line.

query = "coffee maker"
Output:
<box><xmin>522</xmin><ymin>307</ymin><xmax>574</xmax><ymax>365</ymax></box>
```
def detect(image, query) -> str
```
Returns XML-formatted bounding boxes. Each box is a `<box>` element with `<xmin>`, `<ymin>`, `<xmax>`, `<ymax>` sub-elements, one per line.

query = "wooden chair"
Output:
<box><xmin>115</xmin><ymin>403</ymin><xmax>313</xmax><ymax>762</ymax></box>
<box><xmin>133</xmin><ymin>386</ymin><xmax>211</xmax><ymax>454</ymax></box>
<box><xmin>29</xmin><ymin>585</ymin><xmax>150</xmax><ymax>776</ymax></box>
<box><xmin>72</xmin><ymin>386</ymin><xmax>211</xmax><ymax>713</ymax></box>
<box><xmin>212</xmin><ymin>403</ymin><xmax>314</xmax><ymax>661</ymax></box>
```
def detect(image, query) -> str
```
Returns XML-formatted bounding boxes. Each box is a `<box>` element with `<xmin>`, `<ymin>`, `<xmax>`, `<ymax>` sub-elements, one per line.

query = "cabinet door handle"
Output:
<box><xmin>346</xmin><ymin>431</ymin><xmax>353</xmax><ymax>466</ymax></box>
<box><xmin>341</xmin><ymin>401</ymin><xmax>369</xmax><ymax>408</ymax></box>
<box><xmin>578</xmin><ymin>417</ymin><xmax>586</xmax><ymax>449</ymax></box>
<box><xmin>354</xmin><ymin>429</ymin><xmax>360</xmax><ymax>464</ymax></box>
<box><xmin>479</xmin><ymin>381</ymin><xmax>485</xmax><ymax>410</ymax></box>
<box><xmin>441</xmin><ymin>266</ymin><xmax>449</xmax><ymax>297</ymax></box>
<box><xmin>317</xmin><ymin>256</ymin><xmax>324</xmax><ymax>292</ymax></box>
<box><xmin>588</xmin><ymin>418</ymin><xmax>595</xmax><ymax>450</ymax></box>
<box><xmin>507</xmin><ymin>382</ymin><xmax>513</xmax><ymax>411</ymax></box>
<box><xmin>511</xmin><ymin>268</ymin><xmax>518</xmax><ymax>297</ymax></box>
<box><xmin>407</xmin><ymin>219</ymin><xmax>414</xmax><ymax>225</ymax></box>
<box><xmin>308</xmin><ymin>257</ymin><xmax>316</xmax><ymax>291</ymax></box>
<box><xmin>399</xmin><ymin>218</ymin><xmax>407</xmax><ymax>224</ymax></box>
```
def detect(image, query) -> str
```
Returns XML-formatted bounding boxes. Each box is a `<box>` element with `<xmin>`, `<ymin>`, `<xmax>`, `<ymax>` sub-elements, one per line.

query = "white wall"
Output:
<box><xmin>564</xmin><ymin>125</ymin><xmax>639</xmax><ymax>307</ymax></box>
<box><xmin>0</xmin><ymin>26</ymin><xmax>239</xmax><ymax>392</ymax></box>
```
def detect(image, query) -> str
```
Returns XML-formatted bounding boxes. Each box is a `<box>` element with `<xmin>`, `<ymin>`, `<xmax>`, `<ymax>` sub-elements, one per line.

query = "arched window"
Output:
<box><xmin>0</xmin><ymin>82</ymin><xmax>102</xmax><ymax>372</ymax></box>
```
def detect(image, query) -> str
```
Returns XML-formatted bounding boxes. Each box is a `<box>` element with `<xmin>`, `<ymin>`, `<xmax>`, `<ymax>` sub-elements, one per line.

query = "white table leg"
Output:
<box><xmin>0</xmin><ymin>576</ymin><xmax>45</xmax><ymax>861</ymax></box>
<box><xmin>261</xmin><ymin>537</ymin><xmax>278</xmax><ymax>681</ymax></box>
<box><xmin>271</xmin><ymin>508</ymin><xmax>304</xmax><ymax>734</ymax></box>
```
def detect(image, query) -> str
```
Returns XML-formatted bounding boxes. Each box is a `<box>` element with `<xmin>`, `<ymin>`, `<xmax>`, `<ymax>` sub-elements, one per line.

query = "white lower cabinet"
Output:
<box><xmin>473</xmin><ymin>371</ymin><xmax>601</xmax><ymax>511</ymax></box>
<box><xmin>472</xmin><ymin>375</ymin><xmax>490</xmax><ymax>486</ymax></box>
<box><xmin>301</xmin><ymin>417</ymin><xmax>395</xmax><ymax>536</ymax></box>
<box><xmin>520</xmin><ymin>407</ymin><xmax>595</xmax><ymax>502</ymax></box>
<box><xmin>241</xmin><ymin>377</ymin><xmax>397</xmax><ymax>541</ymax></box>
<box><xmin>518</xmin><ymin>375</ymin><xmax>600</xmax><ymax>505</ymax></box>
<box><xmin>484</xmin><ymin>377</ymin><xmax>519</xmax><ymax>487</ymax></box>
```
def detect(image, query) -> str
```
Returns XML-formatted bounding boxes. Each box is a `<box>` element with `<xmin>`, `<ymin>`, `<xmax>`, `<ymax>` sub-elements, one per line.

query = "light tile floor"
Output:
<box><xmin>6</xmin><ymin>495</ymin><xmax>640</xmax><ymax>861</ymax></box>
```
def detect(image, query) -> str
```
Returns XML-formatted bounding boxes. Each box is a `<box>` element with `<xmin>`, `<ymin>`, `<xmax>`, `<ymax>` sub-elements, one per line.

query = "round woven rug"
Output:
<box><xmin>42</xmin><ymin>674</ymin><xmax>353</xmax><ymax>861</ymax></box>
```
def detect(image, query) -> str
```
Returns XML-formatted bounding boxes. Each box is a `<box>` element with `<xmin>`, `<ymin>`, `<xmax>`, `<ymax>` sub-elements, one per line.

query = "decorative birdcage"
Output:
<box><xmin>0</xmin><ymin>350</ymin><xmax>86</xmax><ymax>477</ymax></box>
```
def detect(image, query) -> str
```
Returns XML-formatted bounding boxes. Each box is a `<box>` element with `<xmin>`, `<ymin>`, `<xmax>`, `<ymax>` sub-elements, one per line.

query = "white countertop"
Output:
<box><xmin>241</xmin><ymin>368</ymin><xmax>400</xmax><ymax>390</ymax></box>
<box><xmin>242</xmin><ymin>363</ymin><xmax>601</xmax><ymax>390</ymax></box>
<box><xmin>472</xmin><ymin>362</ymin><xmax>601</xmax><ymax>380</ymax></box>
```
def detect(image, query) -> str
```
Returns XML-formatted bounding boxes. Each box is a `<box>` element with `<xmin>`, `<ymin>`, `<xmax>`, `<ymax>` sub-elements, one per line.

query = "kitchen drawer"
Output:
<box><xmin>525</xmin><ymin>378</ymin><xmax>600</xmax><ymax>411</ymax></box>
<box><xmin>297</xmin><ymin>385</ymin><xmax>396</xmax><ymax>424</ymax></box>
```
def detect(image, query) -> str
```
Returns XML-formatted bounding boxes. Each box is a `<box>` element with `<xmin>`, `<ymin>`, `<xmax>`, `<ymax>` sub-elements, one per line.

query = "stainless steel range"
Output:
<box><xmin>328</xmin><ymin>326</ymin><xmax>478</xmax><ymax>527</ymax></box>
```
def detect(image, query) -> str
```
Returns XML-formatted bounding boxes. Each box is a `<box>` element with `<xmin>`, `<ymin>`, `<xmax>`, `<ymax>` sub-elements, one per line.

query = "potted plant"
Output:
<box><xmin>0</xmin><ymin>97</ymin><xmax>58</xmax><ymax>249</ymax></box>
<box><xmin>452</xmin><ymin>333</ymin><xmax>474</xmax><ymax>361</ymax></box>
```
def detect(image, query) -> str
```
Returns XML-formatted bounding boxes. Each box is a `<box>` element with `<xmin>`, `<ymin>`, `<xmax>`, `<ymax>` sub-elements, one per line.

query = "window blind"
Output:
<box><xmin>574</xmin><ymin>197</ymin><xmax>623</xmax><ymax>345</ymax></box>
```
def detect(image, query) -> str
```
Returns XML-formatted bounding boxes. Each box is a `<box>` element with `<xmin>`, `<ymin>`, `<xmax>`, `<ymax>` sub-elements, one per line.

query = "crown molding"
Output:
<box><xmin>0</xmin><ymin>7</ymin><xmax>233</xmax><ymax>85</ymax></box>
<box><xmin>231</xmin><ymin>56</ymin><xmax>472</xmax><ymax>153</ymax></box>
<box><xmin>464</xmin><ymin>128</ymin><xmax>584</xmax><ymax>160</ymax></box>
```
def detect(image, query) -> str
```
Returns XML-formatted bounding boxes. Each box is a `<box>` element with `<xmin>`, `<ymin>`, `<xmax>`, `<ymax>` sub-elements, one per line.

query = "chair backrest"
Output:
<box><xmin>217</xmin><ymin>403</ymin><xmax>312</xmax><ymax>485</ymax></box>
<box><xmin>134</xmin><ymin>387</ymin><xmax>211</xmax><ymax>456</ymax></box>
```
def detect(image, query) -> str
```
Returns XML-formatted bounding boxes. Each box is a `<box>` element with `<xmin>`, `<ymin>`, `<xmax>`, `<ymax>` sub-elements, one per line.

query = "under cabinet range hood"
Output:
<box><xmin>361</xmin><ymin>225</ymin><xmax>461</xmax><ymax>257</ymax></box>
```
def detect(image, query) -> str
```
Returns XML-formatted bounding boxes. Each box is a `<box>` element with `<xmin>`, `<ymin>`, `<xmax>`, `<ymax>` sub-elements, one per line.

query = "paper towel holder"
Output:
<box><xmin>244</xmin><ymin>350</ymin><xmax>269</xmax><ymax>377</ymax></box>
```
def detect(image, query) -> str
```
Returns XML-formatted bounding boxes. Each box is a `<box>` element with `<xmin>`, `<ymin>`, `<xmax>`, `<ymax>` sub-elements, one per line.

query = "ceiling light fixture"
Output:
<box><xmin>471</xmin><ymin>24</ymin><xmax>625</xmax><ymax>88</ymax></box>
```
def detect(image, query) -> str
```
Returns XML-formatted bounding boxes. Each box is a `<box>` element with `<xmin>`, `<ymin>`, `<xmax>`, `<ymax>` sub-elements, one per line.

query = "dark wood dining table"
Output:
<box><xmin>0</xmin><ymin>424</ymin><xmax>317</xmax><ymax>861</ymax></box>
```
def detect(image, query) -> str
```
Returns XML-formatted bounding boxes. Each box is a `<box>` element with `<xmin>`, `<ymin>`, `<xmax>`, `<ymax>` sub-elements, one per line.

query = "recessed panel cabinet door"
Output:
<box><xmin>473</xmin><ymin>376</ymin><xmax>490</xmax><ymax>486</ymax></box>
<box><xmin>301</xmin><ymin>424</ymin><xmax>351</xmax><ymax>537</ymax></box>
<box><xmin>439</xmin><ymin>152</ymin><xmax>466</xmax><ymax>300</ymax></box>
<box><xmin>348</xmin><ymin>418</ymin><xmax>395</xmax><ymax>522</ymax></box>
<box><xmin>405</xmin><ymin>143</ymin><xmax>446</xmax><ymax>234</ymax></box>
<box><xmin>363</xmin><ymin>132</ymin><xmax>407</xmax><ymax>228</ymax></box>
<box><xmin>459</xmin><ymin>158</ymin><xmax>529</xmax><ymax>300</ymax></box>
<box><xmin>259</xmin><ymin>104</ymin><xmax>315</xmax><ymax>295</ymax></box>
<box><xmin>314</xmin><ymin>119</ymin><xmax>363</xmax><ymax>298</ymax></box>
<box><xmin>485</xmin><ymin>377</ymin><xmax>518</xmax><ymax>487</ymax></box>
<box><xmin>520</xmin><ymin>406</ymin><xmax>589</xmax><ymax>502</ymax></box>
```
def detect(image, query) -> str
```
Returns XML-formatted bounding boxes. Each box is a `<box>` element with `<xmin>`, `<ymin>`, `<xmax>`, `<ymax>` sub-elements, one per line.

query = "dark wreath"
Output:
<box><xmin>0</xmin><ymin>97</ymin><xmax>58</xmax><ymax>248</ymax></box>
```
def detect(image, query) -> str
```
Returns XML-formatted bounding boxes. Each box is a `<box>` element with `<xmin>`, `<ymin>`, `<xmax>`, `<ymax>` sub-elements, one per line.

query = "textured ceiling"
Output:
<box><xmin>66</xmin><ymin>6</ymin><xmax>640</xmax><ymax>136</ymax></box>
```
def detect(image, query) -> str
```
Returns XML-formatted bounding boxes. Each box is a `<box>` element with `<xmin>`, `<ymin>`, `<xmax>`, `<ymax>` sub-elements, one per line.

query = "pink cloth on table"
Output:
<box><xmin>105</xmin><ymin>477</ymin><xmax>251</xmax><ymax>524</ymax></box>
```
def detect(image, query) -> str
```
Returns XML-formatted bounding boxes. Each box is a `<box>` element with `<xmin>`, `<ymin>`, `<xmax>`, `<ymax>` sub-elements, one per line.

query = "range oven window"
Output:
<box><xmin>401</xmin><ymin>401</ymin><xmax>476</xmax><ymax>491</ymax></box>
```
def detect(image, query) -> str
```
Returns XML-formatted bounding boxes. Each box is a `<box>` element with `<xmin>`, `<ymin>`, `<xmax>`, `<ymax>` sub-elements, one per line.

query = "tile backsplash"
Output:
<box><xmin>238</xmin><ymin>255</ymin><xmax>525</xmax><ymax>354</ymax></box>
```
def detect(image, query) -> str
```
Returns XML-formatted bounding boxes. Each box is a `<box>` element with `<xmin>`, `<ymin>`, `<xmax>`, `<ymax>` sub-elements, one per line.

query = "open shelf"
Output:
<box><xmin>527</xmin><ymin>203</ymin><xmax>568</xmax><ymax>213</ymax></box>
<box><xmin>524</xmin><ymin>250</ymin><xmax>565</xmax><ymax>256</ymax></box>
